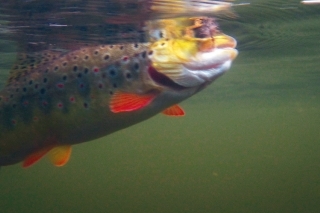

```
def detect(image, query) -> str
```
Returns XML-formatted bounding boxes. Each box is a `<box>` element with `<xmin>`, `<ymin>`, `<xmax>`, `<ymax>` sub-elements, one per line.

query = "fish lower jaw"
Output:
<box><xmin>174</xmin><ymin>48</ymin><xmax>237</xmax><ymax>87</ymax></box>
<box><xmin>181</xmin><ymin>59</ymin><xmax>233</xmax><ymax>86</ymax></box>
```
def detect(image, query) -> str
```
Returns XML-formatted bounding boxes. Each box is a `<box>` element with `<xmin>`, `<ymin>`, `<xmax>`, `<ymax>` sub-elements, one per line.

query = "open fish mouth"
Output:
<box><xmin>149</xmin><ymin>34</ymin><xmax>238</xmax><ymax>88</ymax></box>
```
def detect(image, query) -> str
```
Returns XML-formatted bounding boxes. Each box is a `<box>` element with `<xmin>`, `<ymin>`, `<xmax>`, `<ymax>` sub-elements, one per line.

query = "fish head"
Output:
<box><xmin>106</xmin><ymin>35</ymin><xmax>237</xmax><ymax>114</ymax></box>
<box><xmin>147</xmin><ymin>33</ymin><xmax>237</xmax><ymax>90</ymax></box>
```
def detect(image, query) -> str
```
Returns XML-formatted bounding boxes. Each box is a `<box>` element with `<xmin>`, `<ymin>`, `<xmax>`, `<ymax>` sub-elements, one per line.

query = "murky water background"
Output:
<box><xmin>0</xmin><ymin>0</ymin><xmax>320</xmax><ymax>212</ymax></box>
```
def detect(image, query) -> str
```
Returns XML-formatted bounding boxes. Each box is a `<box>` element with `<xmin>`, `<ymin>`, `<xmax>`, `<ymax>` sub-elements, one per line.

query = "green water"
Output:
<box><xmin>1</xmin><ymin>1</ymin><xmax>320</xmax><ymax>213</ymax></box>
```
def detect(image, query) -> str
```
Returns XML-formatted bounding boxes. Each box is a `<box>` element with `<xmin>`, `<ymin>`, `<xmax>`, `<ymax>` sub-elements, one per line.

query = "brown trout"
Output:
<box><xmin>0</xmin><ymin>22</ymin><xmax>237</xmax><ymax>168</ymax></box>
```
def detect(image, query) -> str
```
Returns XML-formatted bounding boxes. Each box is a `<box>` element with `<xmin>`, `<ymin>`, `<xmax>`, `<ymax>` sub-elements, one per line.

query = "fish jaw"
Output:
<box><xmin>148</xmin><ymin>34</ymin><xmax>238</xmax><ymax>88</ymax></box>
<box><xmin>177</xmin><ymin>47</ymin><xmax>238</xmax><ymax>87</ymax></box>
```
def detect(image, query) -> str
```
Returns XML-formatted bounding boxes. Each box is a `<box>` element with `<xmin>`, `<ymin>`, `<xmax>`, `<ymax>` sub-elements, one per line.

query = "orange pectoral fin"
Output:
<box><xmin>48</xmin><ymin>145</ymin><xmax>72</xmax><ymax>167</ymax></box>
<box><xmin>23</xmin><ymin>146</ymin><xmax>54</xmax><ymax>168</ymax></box>
<box><xmin>110</xmin><ymin>91</ymin><xmax>156</xmax><ymax>113</ymax></box>
<box><xmin>162</xmin><ymin>104</ymin><xmax>185</xmax><ymax>116</ymax></box>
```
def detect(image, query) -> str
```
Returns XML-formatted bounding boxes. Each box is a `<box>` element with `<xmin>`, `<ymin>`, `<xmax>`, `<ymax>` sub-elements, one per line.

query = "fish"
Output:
<box><xmin>0</xmin><ymin>17</ymin><xmax>237</xmax><ymax>168</ymax></box>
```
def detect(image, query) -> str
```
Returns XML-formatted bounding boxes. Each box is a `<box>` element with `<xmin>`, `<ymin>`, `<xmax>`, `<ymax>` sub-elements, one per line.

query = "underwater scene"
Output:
<box><xmin>0</xmin><ymin>0</ymin><xmax>319</xmax><ymax>212</ymax></box>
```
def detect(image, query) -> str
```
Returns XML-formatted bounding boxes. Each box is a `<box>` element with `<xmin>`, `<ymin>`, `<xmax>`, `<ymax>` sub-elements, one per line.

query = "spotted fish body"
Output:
<box><xmin>0</xmin><ymin>43</ymin><xmax>153</xmax><ymax>165</ymax></box>
<box><xmin>0</xmin><ymin>20</ymin><xmax>238</xmax><ymax>167</ymax></box>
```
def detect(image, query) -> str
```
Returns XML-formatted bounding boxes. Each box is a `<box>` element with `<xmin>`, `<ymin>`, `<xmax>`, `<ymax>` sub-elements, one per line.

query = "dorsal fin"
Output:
<box><xmin>6</xmin><ymin>50</ymin><xmax>65</xmax><ymax>86</ymax></box>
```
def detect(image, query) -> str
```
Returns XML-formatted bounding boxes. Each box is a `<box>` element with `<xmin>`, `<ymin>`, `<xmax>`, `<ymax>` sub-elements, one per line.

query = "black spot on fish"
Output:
<box><xmin>125</xmin><ymin>73</ymin><xmax>132</xmax><ymax>79</ymax></box>
<box><xmin>113</xmin><ymin>83</ymin><xmax>117</xmax><ymax>88</ymax></box>
<box><xmin>104</xmin><ymin>55</ymin><xmax>110</xmax><ymax>60</ymax></box>
<box><xmin>109</xmin><ymin>69</ymin><xmax>116</xmax><ymax>77</ymax></box>
<box><xmin>23</xmin><ymin>87</ymin><xmax>27</xmax><ymax>92</ymax></box>
<box><xmin>73</xmin><ymin>66</ymin><xmax>78</xmax><ymax>72</ymax></box>
<box><xmin>134</xmin><ymin>63</ymin><xmax>139</xmax><ymax>70</ymax></box>
<box><xmin>43</xmin><ymin>78</ymin><xmax>48</xmax><ymax>83</ymax></box>
<box><xmin>77</xmin><ymin>73</ymin><xmax>82</xmax><ymax>78</ymax></box>
<box><xmin>84</xmin><ymin>55</ymin><xmax>89</xmax><ymax>60</ymax></box>
<box><xmin>63</xmin><ymin>62</ymin><xmax>67</xmax><ymax>66</ymax></box>
<box><xmin>62</xmin><ymin>75</ymin><xmax>67</xmax><ymax>81</ymax></box>
<box><xmin>29</xmin><ymin>80</ymin><xmax>33</xmax><ymax>85</ymax></box>
<box><xmin>94</xmin><ymin>50</ymin><xmax>99</xmax><ymax>55</ymax></box>
<box><xmin>54</xmin><ymin>66</ymin><xmax>59</xmax><ymax>71</ymax></box>
<box><xmin>40</xmin><ymin>88</ymin><xmax>46</xmax><ymax>95</ymax></box>
<box><xmin>142</xmin><ymin>51</ymin><xmax>146</xmax><ymax>58</ymax></box>
<box><xmin>84</xmin><ymin>68</ymin><xmax>89</xmax><ymax>74</ymax></box>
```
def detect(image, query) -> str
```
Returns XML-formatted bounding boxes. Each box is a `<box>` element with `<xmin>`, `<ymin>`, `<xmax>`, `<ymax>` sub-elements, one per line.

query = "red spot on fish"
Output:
<box><xmin>57</xmin><ymin>102</ymin><xmax>63</xmax><ymax>109</ymax></box>
<box><xmin>56</xmin><ymin>83</ymin><xmax>64</xmax><ymax>89</ymax></box>
<box><xmin>93</xmin><ymin>67</ymin><xmax>100</xmax><ymax>73</ymax></box>
<box><xmin>79</xmin><ymin>83</ymin><xmax>84</xmax><ymax>88</ymax></box>
<box><xmin>42</xmin><ymin>101</ymin><xmax>48</xmax><ymax>106</ymax></box>
<box><xmin>122</xmin><ymin>56</ymin><xmax>128</xmax><ymax>61</ymax></box>
<box><xmin>69</xmin><ymin>96</ymin><xmax>75</xmax><ymax>103</ymax></box>
<box><xmin>33</xmin><ymin>117</ymin><xmax>39</xmax><ymax>122</ymax></box>
<box><xmin>98</xmin><ymin>83</ymin><xmax>103</xmax><ymax>89</ymax></box>
<box><xmin>11</xmin><ymin>119</ymin><xmax>16</xmax><ymax>125</ymax></box>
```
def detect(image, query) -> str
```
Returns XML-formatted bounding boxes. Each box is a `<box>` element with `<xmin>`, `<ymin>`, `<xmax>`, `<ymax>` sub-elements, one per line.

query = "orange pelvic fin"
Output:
<box><xmin>162</xmin><ymin>104</ymin><xmax>185</xmax><ymax>116</ymax></box>
<box><xmin>110</xmin><ymin>91</ymin><xmax>156</xmax><ymax>113</ymax></box>
<box><xmin>48</xmin><ymin>145</ymin><xmax>72</xmax><ymax>167</ymax></box>
<box><xmin>23</xmin><ymin>146</ymin><xmax>53</xmax><ymax>168</ymax></box>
